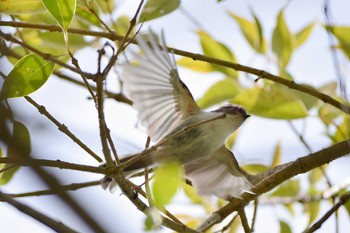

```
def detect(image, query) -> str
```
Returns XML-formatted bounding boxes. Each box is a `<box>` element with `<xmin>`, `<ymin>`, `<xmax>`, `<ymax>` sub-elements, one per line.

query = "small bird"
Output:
<box><xmin>109</xmin><ymin>30</ymin><xmax>252</xmax><ymax>199</ymax></box>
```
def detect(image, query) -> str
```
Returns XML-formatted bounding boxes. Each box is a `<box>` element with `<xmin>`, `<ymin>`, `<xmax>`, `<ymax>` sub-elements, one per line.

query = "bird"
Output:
<box><xmin>106</xmin><ymin>30</ymin><xmax>253</xmax><ymax>199</ymax></box>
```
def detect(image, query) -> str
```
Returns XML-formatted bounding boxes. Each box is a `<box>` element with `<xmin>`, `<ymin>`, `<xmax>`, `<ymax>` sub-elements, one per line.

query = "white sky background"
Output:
<box><xmin>1</xmin><ymin>0</ymin><xmax>350</xmax><ymax>232</ymax></box>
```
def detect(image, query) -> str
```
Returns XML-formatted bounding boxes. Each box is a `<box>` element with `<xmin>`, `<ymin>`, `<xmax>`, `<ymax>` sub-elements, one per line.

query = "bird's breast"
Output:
<box><xmin>154</xmin><ymin>112</ymin><xmax>235</xmax><ymax>163</ymax></box>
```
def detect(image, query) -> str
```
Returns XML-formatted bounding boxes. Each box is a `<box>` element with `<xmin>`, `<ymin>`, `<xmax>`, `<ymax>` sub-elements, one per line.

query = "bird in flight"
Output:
<box><xmin>110</xmin><ymin>30</ymin><xmax>253</xmax><ymax>199</ymax></box>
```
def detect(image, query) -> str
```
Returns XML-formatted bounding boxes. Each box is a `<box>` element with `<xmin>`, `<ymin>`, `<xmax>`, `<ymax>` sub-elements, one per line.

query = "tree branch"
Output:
<box><xmin>0</xmin><ymin>157</ymin><xmax>106</xmax><ymax>174</ymax></box>
<box><xmin>0</xmin><ymin>191</ymin><xmax>79</xmax><ymax>233</ymax></box>
<box><xmin>0</xmin><ymin>30</ymin><xmax>94</xmax><ymax>79</ymax></box>
<box><xmin>1</xmin><ymin>21</ymin><xmax>348</xmax><ymax>114</ymax></box>
<box><xmin>303</xmin><ymin>192</ymin><xmax>350</xmax><ymax>233</ymax></box>
<box><xmin>4</xmin><ymin>181</ymin><xmax>100</xmax><ymax>198</ymax></box>
<box><xmin>24</xmin><ymin>96</ymin><xmax>103</xmax><ymax>163</ymax></box>
<box><xmin>198</xmin><ymin>139</ymin><xmax>350</xmax><ymax>231</ymax></box>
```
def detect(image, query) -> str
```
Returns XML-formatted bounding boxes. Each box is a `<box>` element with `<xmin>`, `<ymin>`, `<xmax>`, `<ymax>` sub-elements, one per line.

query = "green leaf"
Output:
<box><xmin>11</xmin><ymin>121</ymin><xmax>31</xmax><ymax>156</ymax></box>
<box><xmin>0</xmin><ymin>0</ymin><xmax>46</xmax><ymax>14</ymax></box>
<box><xmin>228</xmin><ymin>12</ymin><xmax>266</xmax><ymax>54</ymax></box>
<box><xmin>242</xmin><ymin>164</ymin><xmax>269</xmax><ymax>174</ymax></box>
<box><xmin>177</xmin><ymin>57</ymin><xmax>214</xmax><ymax>73</ymax></box>
<box><xmin>183</xmin><ymin>183</ymin><xmax>205</xmax><ymax>205</ymax></box>
<box><xmin>233</xmin><ymin>84</ymin><xmax>308</xmax><ymax>119</ymax></box>
<box><xmin>319</xmin><ymin>82</ymin><xmax>338</xmax><ymax>97</ymax></box>
<box><xmin>278</xmin><ymin>68</ymin><xmax>294</xmax><ymax>81</ymax></box>
<box><xmin>17</xmin><ymin>11</ymin><xmax>59</xmax><ymax>24</ymax></box>
<box><xmin>279</xmin><ymin>221</ymin><xmax>292</xmax><ymax>233</ymax></box>
<box><xmin>1</xmin><ymin>54</ymin><xmax>54</xmax><ymax>99</ymax></box>
<box><xmin>295</xmin><ymin>22</ymin><xmax>315</xmax><ymax>48</ymax></box>
<box><xmin>224</xmin><ymin>132</ymin><xmax>237</xmax><ymax>150</ymax></box>
<box><xmin>0</xmin><ymin>121</ymin><xmax>31</xmax><ymax>185</ymax></box>
<box><xmin>253</xmin><ymin>11</ymin><xmax>267</xmax><ymax>53</ymax></box>
<box><xmin>75</xmin><ymin>6</ymin><xmax>101</xmax><ymax>28</ymax></box>
<box><xmin>318</xmin><ymin>104</ymin><xmax>340</xmax><ymax>126</ymax></box>
<box><xmin>228</xmin><ymin>217</ymin><xmax>241</xmax><ymax>233</ymax></box>
<box><xmin>284</xmin><ymin>203</ymin><xmax>296</xmax><ymax>216</ymax></box>
<box><xmin>114</xmin><ymin>16</ymin><xmax>132</xmax><ymax>37</ymax></box>
<box><xmin>152</xmin><ymin>161</ymin><xmax>183</xmax><ymax>207</ymax></box>
<box><xmin>272</xmin><ymin>179</ymin><xmax>300</xmax><ymax>197</ymax></box>
<box><xmin>198</xmin><ymin>31</ymin><xmax>237</xmax><ymax>77</ymax></box>
<box><xmin>42</xmin><ymin>0</ymin><xmax>76</xmax><ymax>31</ymax></box>
<box><xmin>272</xmin><ymin>10</ymin><xmax>294</xmax><ymax>68</ymax></box>
<box><xmin>36</xmin><ymin>31</ymin><xmax>86</xmax><ymax>53</ymax></box>
<box><xmin>325</xmin><ymin>26</ymin><xmax>350</xmax><ymax>60</ymax></box>
<box><xmin>144</xmin><ymin>207</ymin><xmax>162</xmax><ymax>231</ymax></box>
<box><xmin>271</xmin><ymin>142</ymin><xmax>282</xmax><ymax>166</ymax></box>
<box><xmin>333</xmin><ymin>116</ymin><xmax>350</xmax><ymax>143</ymax></box>
<box><xmin>9</xmin><ymin>30</ymin><xmax>86</xmax><ymax>60</ymax></box>
<box><xmin>291</xmin><ymin>84</ymin><xmax>318</xmax><ymax>110</ymax></box>
<box><xmin>183</xmin><ymin>183</ymin><xmax>211</xmax><ymax>212</ymax></box>
<box><xmin>344</xmin><ymin>197</ymin><xmax>350</xmax><ymax>216</ymax></box>
<box><xmin>308</xmin><ymin>168</ymin><xmax>324</xmax><ymax>184</ymax></box>
<box><xmin>197</xmin><ymin>78</ymin><xmax>241</xmax><ymax>109</ymax></box>
<box><xmin>95</xmin><ymin>0</ymin><xmax>115</xmax><ymax>14</ymax></box>
<box><xmin>305</xmin><ymin>201</ymin><xmax>320</xmax><ymax>225</ymax></box>
<box><xmin>139</xmin><ymin>0</ymin><xmax>180</xmax><ymax>22</ymax></box>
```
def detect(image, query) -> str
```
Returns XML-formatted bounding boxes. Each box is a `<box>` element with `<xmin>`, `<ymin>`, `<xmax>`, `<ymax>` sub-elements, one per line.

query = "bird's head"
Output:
<box><xmin>213</xmin><ymin>104</ymin><xmax>250</xmax><ymax>128</ymax></box>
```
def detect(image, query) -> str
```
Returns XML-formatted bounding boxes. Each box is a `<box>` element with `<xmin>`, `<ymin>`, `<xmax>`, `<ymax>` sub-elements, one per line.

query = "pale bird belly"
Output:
<box><xmin>154</xmin><ymin>124</ymin><xmax>229</xmax><ymax>164</ymax></box>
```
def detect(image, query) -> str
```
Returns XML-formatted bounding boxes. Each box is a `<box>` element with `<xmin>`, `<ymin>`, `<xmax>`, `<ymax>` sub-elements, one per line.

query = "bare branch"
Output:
<box><xmin>24</xmin><ymin>96</ymin><xmax>103</xmax><ymax>163</ymax></box>
<box><xmin>303</xmin><ymin>192</ymin><xmax>350</xmax><ymax>233</ymax></box>
<box><xmin>2</xmin><ymin>21</ymin><xmax>347</xmax><ymax>114</ymax></box>
<box><xmin>0</xmin><ymin>191</ymin><xmax>79</xmax><ymax>233</ymax></box>
<box><xmin>238</xmin><ymin>209</ymin><xmax>251</xmax><ymax>233</ymax></box>
<box><xmin>198</xmin><ymin>139</ymin><xmax>350</xmax><ymax>231</ymax></box>
<box><xmin>0</xmin><ymin>31</ymin><xmax>94</xmax><ymax>79</ymax></box>
<box><xmin>4</xmin><ymin>181</ymin><xmax>100</xmax><ymax>198</ymax></box>
<box><xmin>0</xmin><ymin>157</ymin><xmax>106</xmax><ymax>174</ymax></box>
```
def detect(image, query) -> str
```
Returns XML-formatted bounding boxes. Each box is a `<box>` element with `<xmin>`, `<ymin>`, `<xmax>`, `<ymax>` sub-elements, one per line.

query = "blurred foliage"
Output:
<box><xmin>152</xmin><ymin>161</ymin><xmax>184</xmax><ymax>207</ymax></box>
<box><xmin>0</xmin><ymin>121</ymin><xmax>31</xmax><ymax>185</ymax></box>
<box><xmin>0</xmin><ymin>0</ymin><xmax>349</xmax><ymax>233</ymax></box>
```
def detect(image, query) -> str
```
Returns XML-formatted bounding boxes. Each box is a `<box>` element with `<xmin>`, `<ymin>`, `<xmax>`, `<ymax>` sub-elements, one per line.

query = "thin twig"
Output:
<box><xmin>83</xmin><ymin>0</ymin><xmax>112</xmax><ymax>32</ymax></box>
<box><xmin>0</xmin><ymin>121</ymin><xmax>107</xmax><ymax>233</ymax></box>
<box><xmin>288</xmin><ymin>121</ymin><xmax>334</xmax><ymax>187</ymax></box>
<box><xmin>0</xmin><ymin>157</ymin><xmax>106</xmax><ymax>174</ymax></box>
<box><xmin>4</xmin><ymin>181</ymin><xmax>100</xmax><ymax>198</ymax></box>
<box><xmin>171</xmin><ymin>49</ymin><xmax>350</xmax><ymax>115</ymax></box>
<box><xmin>0</xmin><ymin>21</ymin><xmax>121</xmax><ymax>40</ymax></box>
<box><xmin>288</xmin><ymin>121</ymin><xmax>312</xmax><ymax>151</ymax></box>
<box><xmin>102</xmin><ymin>0</ymin><xmax>145</xmax><ymax>77</ymax></box>
<box><xmin>1</xmin><ymin>21</ymin><xmax>348</xmax><ymax>114</ymax></box>
<box><xmin>95</xmin><ymin>50</ymin><xmax>115</xmax><ymax>168</ymax></box>
<box><xmin>251</xmin><ymin>198</ymin><xmax>258</xmax><ymax>231</ymax></box>
<box><xmin>213</xmin><ymin>214</ymin><xmax>239</xmax><ymax>233</ymax></box>
<box><xmin>198</xmin><ymin>138</ymin><xmax>350</xmax><ymax>231</ymax></box>
<box><xmin>303</xmin><ymin>192</ymin><xmax>350</xmax><ymax>233</ymax></box>
<box><xmin>24</xmin><ymin>96</ymin><xmax>103</xmax><ymax>162</ymax></box>
<box><xmin>0</xmin><ymin>31</ymin><xmax>94</xmax><ymax>79</ymax></box>
<box><xmin>0</xmin><ymin>191</ymin><xmax>80</xmax><ymax>233</ymax></box>
<box><xmin>70</xmin><ymin>55</ymin><xmax>97</xmax><ymax>103</ymax></box>
<box><xmin>238</xmin><ymin>209</ymin><xmax>251</xmax><ymax>233</ymax></box>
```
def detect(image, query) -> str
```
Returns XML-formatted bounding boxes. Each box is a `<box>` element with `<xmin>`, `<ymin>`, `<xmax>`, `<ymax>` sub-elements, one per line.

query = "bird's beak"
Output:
<box><xmin>244</xmin><ymin>114</ymin><xmax>251</xmax><ymax>119</ymax></box>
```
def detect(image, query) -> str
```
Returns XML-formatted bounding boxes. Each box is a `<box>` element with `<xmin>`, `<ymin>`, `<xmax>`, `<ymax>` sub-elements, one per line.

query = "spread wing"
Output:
<box><xmin>122</xmin><ymin>31</ymin><xmax>201</xmax><ymax>142</ymax></box>
<box><xmin>185</xmin><ymin>145</ymin><xmax>253</xmax><ymax>199</ymax></box>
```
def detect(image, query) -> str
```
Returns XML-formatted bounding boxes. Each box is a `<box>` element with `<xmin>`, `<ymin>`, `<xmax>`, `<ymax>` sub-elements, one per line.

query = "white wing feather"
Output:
<box><xmin>185</xmin><ymin>146</ymin><xmax>253</xmax><ymax>199</ymax></box>
<box><xmin>122</xmin><ymin>31</ymin><xmax>200</xmax><ymax>142</ymax></box>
